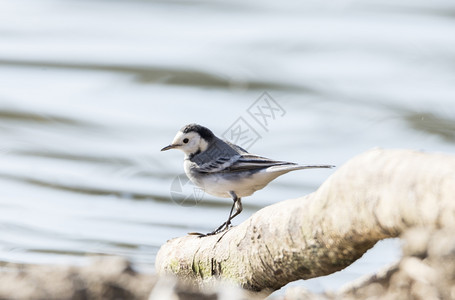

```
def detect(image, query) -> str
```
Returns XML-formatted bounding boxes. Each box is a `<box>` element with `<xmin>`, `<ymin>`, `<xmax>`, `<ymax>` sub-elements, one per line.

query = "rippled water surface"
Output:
<box><xmin>1</xmin><ymin>0</ymin><xmax>455</xmax><ymax>293</ymax></box>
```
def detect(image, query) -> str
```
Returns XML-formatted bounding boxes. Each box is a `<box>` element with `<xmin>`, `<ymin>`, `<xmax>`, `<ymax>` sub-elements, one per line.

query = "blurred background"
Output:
<box><xmin>1</xmin><ymin>0</ymin><xmax>454</xmax><ymax>295</ymax></box>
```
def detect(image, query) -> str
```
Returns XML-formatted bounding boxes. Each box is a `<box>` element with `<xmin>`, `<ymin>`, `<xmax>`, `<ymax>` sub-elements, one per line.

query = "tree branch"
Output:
<box><xmin>155</xmin><ymin>149</ymin><xmax>455</xmax><ymax>294</ymax></box>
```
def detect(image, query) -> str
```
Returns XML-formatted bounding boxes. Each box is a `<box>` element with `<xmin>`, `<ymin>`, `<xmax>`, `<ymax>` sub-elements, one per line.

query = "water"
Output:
<box><xmin>1</xmin><ymin>0</ymin><xmax>454</xmax><ymax>294</ymax></box>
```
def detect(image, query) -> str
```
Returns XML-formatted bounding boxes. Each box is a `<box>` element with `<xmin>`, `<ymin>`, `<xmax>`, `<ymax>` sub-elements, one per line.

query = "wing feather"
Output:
<box><xmin>224</xmin><ymin>154</ymin><xmax>295</xmax><ymax>172</ymax></box>
<box><xmin>191</xmin><ymin>138</ymin><xmax>331</xmax><ymax>174</ymax></box>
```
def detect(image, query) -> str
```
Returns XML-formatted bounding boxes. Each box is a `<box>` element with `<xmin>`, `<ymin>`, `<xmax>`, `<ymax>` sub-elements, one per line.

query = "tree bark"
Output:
<box><xmin>155</xmin><ymin>148</ymin><xmax>455</xmax><ymax>294</ymax></box>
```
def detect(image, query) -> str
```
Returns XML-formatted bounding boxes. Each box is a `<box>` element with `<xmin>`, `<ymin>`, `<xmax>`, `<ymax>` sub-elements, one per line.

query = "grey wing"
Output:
<box><xmin>224</xmin><ymin>141</ymin><xmax>249</xmax><ymax>154</ymax></box>
<box><xmin>192</xmin><ymin>139</ymin><xmax>242</xmax><ymax>173</ymax></box>
<box><xmin>223</xmin><ymin>153</ymin><xmax>296</xmax><ymax>173</ymax></box>
<box><xmin>196</xmin><ymin>154</ymin><xmax>241</xmax><ymax>173</ymax></box>
<box><xmin>193</xmin><ymin>138</ymin><xmax>333</xmax><ymax>174</ymax></box>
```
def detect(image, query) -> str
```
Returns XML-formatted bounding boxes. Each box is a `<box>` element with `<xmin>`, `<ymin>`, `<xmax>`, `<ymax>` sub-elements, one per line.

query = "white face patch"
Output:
<box><xmin>198</xmin><ymin>136</ymin><xmax>209</xmax><ymax>152</ymax></box>
<box><xmin>171</xmin><ymin>131</ymin><xmax>208</xmax><ymax>157</ymax></box>
<box><xmin>171</xmin><ymin>131</ymin><xmax>184</xmax><ymax>145</ymax></box>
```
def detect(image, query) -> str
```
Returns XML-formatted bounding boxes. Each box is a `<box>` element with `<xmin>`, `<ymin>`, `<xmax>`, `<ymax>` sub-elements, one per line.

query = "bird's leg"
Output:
<box><xmin>224</xmin><ymin>200</ymin><xmax>237</xmax><ymax>227</ymax></box>
<box><xmin>228</xmin><ymin>197</ymin><xmax>243</xmax><ymax>223</ymax></box>
<box><xmin>208</xmin><ymin>204</ymin><xmax>235</xmax><ymax>235</ymax></box>
<box><xmin>205</xmin><ymin>191</ymin><xmax>241</xmax><ymax>236</ymax></box>
<box><xmin>220</xmin><ymin>191</ymin><xmax>242</xmax><ymax>230</ymax></box>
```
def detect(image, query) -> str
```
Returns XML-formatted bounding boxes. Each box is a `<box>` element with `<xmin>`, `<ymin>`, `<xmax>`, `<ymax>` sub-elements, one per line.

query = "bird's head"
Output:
<box><xmin>161</xmin><ymin>124</ymin><xmax>215</xmax><ymax>157</ymax></box>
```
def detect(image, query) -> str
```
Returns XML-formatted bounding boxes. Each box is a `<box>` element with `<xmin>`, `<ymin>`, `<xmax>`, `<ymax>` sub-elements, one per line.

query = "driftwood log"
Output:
<box><xmin>155</xmin><ymin>148</ymin><xmax>455</xmax><ymax>295</ymax></box>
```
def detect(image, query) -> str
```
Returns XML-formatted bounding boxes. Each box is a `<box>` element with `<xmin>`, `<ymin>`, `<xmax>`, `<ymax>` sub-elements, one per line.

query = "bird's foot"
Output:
<box><xmin>195</xmin><ymin>221</ymin><xmax>232</xmax><ymax>237</ymax></box>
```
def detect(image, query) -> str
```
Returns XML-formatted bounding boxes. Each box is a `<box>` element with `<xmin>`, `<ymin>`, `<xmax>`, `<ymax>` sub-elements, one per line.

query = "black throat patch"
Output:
<box><xmin>188</xmin><ymin>149</ymin><xmax>201</xmax><ymax>160</ymax></box>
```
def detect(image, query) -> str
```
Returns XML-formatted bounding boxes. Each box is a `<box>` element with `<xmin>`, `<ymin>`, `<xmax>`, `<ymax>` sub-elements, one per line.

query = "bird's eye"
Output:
<box><xmin>183</xmin><ymin>138</ymin><xmax>189</xmax><ymax>144</ymax></box>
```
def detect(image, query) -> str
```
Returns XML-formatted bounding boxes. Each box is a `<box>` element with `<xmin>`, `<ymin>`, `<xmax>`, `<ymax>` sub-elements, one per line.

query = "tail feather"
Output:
<box><xmin>266</xmin><ymin>164</ymin><xmax>335</xmax><ymax>173</ymax></box>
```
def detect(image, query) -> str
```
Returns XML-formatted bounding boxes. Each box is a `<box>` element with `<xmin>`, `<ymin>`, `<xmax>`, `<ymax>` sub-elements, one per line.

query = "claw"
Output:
<box><xmin>197</xmin><ymin>222</ymin><xmax>232</xmax><ymax>237</ymax></box>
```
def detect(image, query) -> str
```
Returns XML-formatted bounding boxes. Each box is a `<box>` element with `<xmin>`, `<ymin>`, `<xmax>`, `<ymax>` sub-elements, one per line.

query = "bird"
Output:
<box><xmin>161</xmin><ymin>123</ymin><xmax>334</xmax><ymax>236</ymax></box>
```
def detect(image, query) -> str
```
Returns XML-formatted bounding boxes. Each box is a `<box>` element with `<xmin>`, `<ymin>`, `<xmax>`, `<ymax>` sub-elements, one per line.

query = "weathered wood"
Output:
<box><xmin>155</xmin><ymin>149</ymin><xmax>455</xmax><ymax>294</ymax></box>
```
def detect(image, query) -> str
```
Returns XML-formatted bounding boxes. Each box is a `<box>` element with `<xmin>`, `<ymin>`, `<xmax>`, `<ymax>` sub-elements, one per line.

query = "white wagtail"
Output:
<box><xmin>161</xmin><ymin>123</ymin><xmax>334</xmax><ymax>236</ymax></box>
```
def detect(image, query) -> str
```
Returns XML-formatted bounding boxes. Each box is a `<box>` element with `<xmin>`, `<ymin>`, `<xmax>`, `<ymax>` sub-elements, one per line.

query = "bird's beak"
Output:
<box><xmin>161</xmin><ymin>144</ymin><xmax>179</xmax><ymax>151</ymax></box>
